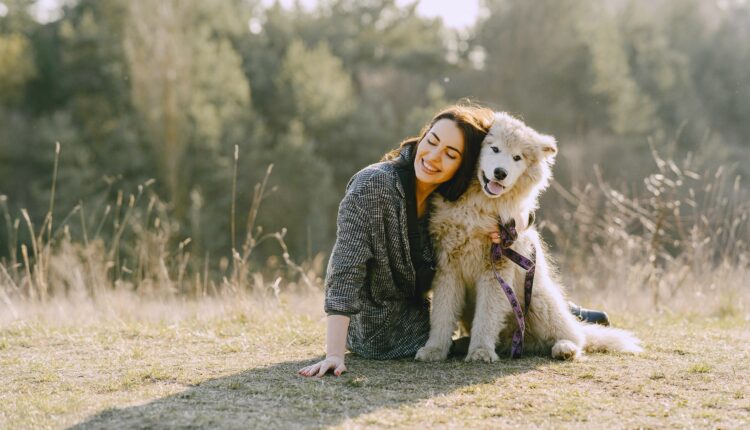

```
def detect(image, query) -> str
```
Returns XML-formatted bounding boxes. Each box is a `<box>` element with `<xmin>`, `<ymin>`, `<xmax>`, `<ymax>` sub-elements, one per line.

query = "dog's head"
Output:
<box><xmin>477</xmin><ymin>112</ymin><xmax>557</xmax><ymax>199</ymax></box>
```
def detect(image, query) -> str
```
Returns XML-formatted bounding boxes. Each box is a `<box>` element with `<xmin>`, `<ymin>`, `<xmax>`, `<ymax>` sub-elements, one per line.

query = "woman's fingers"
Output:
<box><xmin>315</xmin><ymin>361</ymin><xmax>333</xmax><ymax>377</ymax></box>
<box><xmin>298</xmin><ymin>358</ymin><xmax>346</xmax><ymax>377</ymax></box>
<box><xmin>298</xmin><ymin>363</ymin><xmax>321</xmax><ymax>377</ymax></box>
<box><xmin>334</xmin><ymin>362</ymin><xmax>347</xmax><ymax>376</ymax></box>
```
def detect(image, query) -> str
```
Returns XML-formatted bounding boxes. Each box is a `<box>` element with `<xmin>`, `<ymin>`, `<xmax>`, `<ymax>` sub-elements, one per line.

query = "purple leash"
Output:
<box><xmin>490</xmin><ymin>219</ymin><xmax>536</xmax><ymax>358</ymax></box>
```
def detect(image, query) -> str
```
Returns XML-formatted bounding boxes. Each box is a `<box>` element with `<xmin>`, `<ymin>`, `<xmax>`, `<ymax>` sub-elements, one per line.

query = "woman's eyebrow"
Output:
<box><xmin>429</xmin><ymin>131</ymin><xmax>462</xmax><ymax>155</ymax></box>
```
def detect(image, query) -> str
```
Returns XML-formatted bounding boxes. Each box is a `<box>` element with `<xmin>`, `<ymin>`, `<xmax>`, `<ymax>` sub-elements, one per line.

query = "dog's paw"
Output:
<box><xmin>415</xmin><ymin>345</ymin><xmax>449</xmax><ymax>362</ymax></box>
<box><xmin>551</xmin><ymin>340</ymin><xmax>581</xmax><ymax>360</ymax></box>
<box><xmin>465</xmin><ymin>346</ymin><xmax>499</xmax><ymax>363</ymax></box>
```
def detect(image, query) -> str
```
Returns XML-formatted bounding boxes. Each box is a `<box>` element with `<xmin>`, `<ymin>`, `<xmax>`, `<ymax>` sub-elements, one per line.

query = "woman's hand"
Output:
<box><xmin>489</xmin><ymin>212</ymin><xmax>534</xmax><ymax>244</ymax></box>
<box><xmin>298</xmin><ymin>355</ymin><xmax>347</xmax><ymax>377</ymax></box>
<box><xmin>489</xmin><ymin>230</ymin><xmax>501</xmax><ymax>244</ymax></box>
<box><xmin>298</xmin><ymin>314</ymin><xmax>349</xmax><ymax>377</ymax></box>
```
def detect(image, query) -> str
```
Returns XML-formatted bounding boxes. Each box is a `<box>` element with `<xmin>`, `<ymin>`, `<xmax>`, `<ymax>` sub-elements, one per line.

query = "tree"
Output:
<box><xmin>0</xmin><ymin>33</ymin><xmax>36</xmax><ymax>104</ymax></box>
<box><xmin>123</xmin><ymin>0</ymin><xmax>252</xmax><ymax>213</ymax></box>
<box><xmin>693</xmin><ymin>3</ymin><xmax>750</xmax><ymax>148</ymax></box>
<box><xmin>275</xmin><ymin>39</ymin><xmax>355</xmax><ymax>137</ymax></box>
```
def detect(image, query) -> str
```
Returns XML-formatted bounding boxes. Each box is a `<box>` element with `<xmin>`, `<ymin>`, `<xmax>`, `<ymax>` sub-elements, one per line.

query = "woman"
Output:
<box><xmin>299</xmin><ymin>105</ymin><xmax>607</xmax><ymax>377</ymax></box>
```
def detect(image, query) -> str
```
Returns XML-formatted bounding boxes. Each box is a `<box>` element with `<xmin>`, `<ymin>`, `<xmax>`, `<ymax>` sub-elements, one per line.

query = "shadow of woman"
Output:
<box><xmin>68</xmin><ymin>354</ymin><xmax>551</xmax><ymax>429</ymax></box>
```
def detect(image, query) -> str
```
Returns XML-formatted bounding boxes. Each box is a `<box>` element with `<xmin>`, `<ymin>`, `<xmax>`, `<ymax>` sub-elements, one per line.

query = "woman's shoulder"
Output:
<box><xmin>345</xmin><ymin>161</ymin><xmax>401</xmax><ymax>198</ymax></box>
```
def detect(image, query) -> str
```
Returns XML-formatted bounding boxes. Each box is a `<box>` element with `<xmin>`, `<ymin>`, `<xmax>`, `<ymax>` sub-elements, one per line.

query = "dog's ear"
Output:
<box><xmin>535</xmin><ymin>133</ymin><xmax>557</xmax><ymax>159</ymax></box>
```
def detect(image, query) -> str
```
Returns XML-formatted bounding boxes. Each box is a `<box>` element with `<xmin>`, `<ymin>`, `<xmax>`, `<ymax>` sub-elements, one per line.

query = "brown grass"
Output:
<box><xmin>542</xmin><ymin>145</ymin><xmax>749</xmax><ymax>316</ymax></box>
<box><xmin>1</xmin><ymin>291</ymin><xmax>748</xmax><ymax>429</ymax></box>
<box><xmin>0</xmin><ymin>146</ymin><xmax>323</xmax><ymax>310</ymax></box>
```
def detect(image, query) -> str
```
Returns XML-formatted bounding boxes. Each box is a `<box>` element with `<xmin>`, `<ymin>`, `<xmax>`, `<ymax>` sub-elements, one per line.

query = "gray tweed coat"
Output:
<box><xmin>324</xmin><ymin>146</ymin><xmax>435</xmax><ymax>359</ymax></box>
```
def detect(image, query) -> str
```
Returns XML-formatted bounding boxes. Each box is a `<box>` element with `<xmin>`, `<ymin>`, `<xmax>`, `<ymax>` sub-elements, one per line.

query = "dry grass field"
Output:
<box><xmin>1</xmin><ymin>290</ymin><xmax>749</xmax><ymax>430</ymax></box>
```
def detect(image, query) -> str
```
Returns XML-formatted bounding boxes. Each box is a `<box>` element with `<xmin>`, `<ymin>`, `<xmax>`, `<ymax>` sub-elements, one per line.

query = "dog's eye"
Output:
<box><xmin>513</xmin><ymin>155</ymin><xmax>522</xmax><ymax>162</ymax></box>
<box><xmin>491</xmin><ymin>147</ymin><xmax>500</xmax><ymax>154</ymax></box>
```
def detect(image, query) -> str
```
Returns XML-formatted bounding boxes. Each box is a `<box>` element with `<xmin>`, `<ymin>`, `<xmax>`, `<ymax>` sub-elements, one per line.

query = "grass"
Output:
<box><xmin>1</xmin><ymin>291</ymin><xmax>749</xmax><ymax>429</ymax></box>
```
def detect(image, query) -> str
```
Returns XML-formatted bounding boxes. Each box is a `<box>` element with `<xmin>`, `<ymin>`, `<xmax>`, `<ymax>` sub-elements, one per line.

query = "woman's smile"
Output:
<box><xmin>420</xmin><ymin>159</ymin><xmax>441</xmax><ymax>174</ymax></box>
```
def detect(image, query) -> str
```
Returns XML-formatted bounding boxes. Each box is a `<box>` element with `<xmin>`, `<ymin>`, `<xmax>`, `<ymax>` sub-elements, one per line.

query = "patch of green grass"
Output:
<box><xmin>702</xmin><ymin>397</ymin><xmax>722</xmax><ymax>409</ymax></box>
<box><xmin>102</xmin><ymin>366</ymin><xmax>175</xmax><ymax>392</ymax></box>
<box><xmin>131</xmin><ymin>347</ymin><xmax>144</xmax><ymax>360</ymax></box>
<box><xmin>345</xmin><ymin>376</ymin><xmax>367</xmax><ymax>388</ymax></box>
<box><xmin>688</xmin><ymin>362</ymin><xmax>712</xmax><ymax>374</ymax></box>
<box><xmin>649</xmin><ymin>371</ymin><xmax>666</xmax><ymax>380</ymax></box>
<box><xmin>693</xmin><ymin>410</ymin><xmax>718</xmax><ymax>421</ymax></box>
<box><xmin>226</xmin><ymin>381</ymin><xmax>243</xmax><ymax>390</ymax></box>
<box><xmin>219</xmin><ymin>342</ymin><xmax>243</xmax><ymax>354</ymax></box>
<box><xmin>552</xmin><ymin>401</ymin><xmax>582</xmax><ymax>420</ymax></box>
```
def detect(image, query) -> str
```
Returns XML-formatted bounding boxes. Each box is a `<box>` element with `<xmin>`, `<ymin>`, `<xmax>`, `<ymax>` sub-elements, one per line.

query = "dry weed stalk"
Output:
<box><xmin>0</xmin><ymin>143</ymin><xmax>322</xmax><ymax>308</ymax></box>
<box><xmin>226</xmin><ymin>145</ymin><xmax>318</xmax><ymax>293</ymax></box>
<box><xmin>544</xmin><ymin>145</ymin><xmax>748</xmax><ymax>313</ymax></box>
<box><xmin>1</xmin><ymin>142</ymin><xmax>61</xmax><ymax>302</ymax></box>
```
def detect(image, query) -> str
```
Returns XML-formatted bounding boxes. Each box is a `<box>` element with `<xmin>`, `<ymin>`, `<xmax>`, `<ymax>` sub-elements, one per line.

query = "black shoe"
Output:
<box><xmin>449</xmin><ymin>336</ymin><xmax>471</xmax><ymax>357</ymax></box>
<box><xmin>569</xmin><ymin>302</ymin><xmax>610</xmax><ymax>326</ymax></box>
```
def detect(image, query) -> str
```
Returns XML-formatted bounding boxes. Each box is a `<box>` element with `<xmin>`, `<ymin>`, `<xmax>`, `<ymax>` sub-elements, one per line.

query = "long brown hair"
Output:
<box><xmin>383</xmin><ymin>104</ymin><xmax>494</xmax><ymax>201</ymax></box>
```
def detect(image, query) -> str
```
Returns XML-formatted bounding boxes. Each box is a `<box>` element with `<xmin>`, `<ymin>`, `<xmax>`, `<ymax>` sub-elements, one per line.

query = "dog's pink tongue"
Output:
<box><xmin>487</xmin><ymin>181</ymin><xmax>504</xmax><ymax>195</ymax></box>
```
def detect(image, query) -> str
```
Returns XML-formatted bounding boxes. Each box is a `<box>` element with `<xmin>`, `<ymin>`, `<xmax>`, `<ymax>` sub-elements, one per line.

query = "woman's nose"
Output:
<box><xmin>424</xmin><ymin>148</ymin><xmax>441</xmax><ymax>161</ymax></box>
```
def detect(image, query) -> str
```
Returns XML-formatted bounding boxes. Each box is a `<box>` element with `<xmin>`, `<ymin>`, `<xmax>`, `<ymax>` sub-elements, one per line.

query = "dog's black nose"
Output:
<box><xmin>494</xmin><ymin>168</ymin><xmax>507</xmax><ymax>180</ymax></box>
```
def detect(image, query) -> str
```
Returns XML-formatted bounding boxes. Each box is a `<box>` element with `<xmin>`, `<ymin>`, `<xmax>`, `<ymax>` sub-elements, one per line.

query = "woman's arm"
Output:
<box><xmin>299</xmin><ymin>171</ymin><xmax>379</xmax><ymax>376</ymax></box>
<box><xmin>298</xmin><ymin>315</ymin><xmax>350</xmax><ymax>377</ymax></box>
<box><xmin>323</xmin><ymin>181</ymin><xmax>374</xmax><ymax>316</ymax></box>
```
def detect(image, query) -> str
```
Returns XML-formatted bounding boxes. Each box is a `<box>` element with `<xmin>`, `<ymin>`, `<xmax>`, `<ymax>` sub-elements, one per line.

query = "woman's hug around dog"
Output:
<box><xmin>416</xmin><ymin>112</ymin><xmax>643</xmax><ymax>362</ymax></box>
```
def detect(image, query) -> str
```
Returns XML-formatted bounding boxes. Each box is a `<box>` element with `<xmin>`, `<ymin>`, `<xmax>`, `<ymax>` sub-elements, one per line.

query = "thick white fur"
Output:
<box><xmin>415</xmin><ymin>112</ymin><xmax>642</xmax><ymax>362</ymax></box>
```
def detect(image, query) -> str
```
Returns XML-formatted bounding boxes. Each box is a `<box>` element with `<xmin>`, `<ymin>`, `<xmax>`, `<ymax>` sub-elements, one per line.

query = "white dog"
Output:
<box><xmin>416</xmin><ymin>112</ymin><xmax>642</xmax><ymax>362</ymax></box>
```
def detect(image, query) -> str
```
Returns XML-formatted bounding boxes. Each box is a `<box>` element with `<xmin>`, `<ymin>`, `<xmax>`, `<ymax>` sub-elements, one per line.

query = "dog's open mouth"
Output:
<box><xmin>481</xmin><ymin>172</ymin><xmax>505</xmax><ymax>196</ymax></box>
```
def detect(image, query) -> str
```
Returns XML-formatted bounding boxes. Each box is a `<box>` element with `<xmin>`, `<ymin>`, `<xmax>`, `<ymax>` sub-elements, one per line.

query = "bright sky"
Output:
<box><xmin>25</xmin><ymin>0</ymin><xmax>481</xmax><ymax>29</ymax></box>
<box><xmin>262</xmin><ymin>0</ymin><xmax>481</xmax><ymax>29</ymax></box>
<box><xmin>26</xmin><ymin>0</ymin><xmax>64</xmax><ymax>22</ymax></box>
<box><xmin>405</xmin><ymin>0</ymin><xmax>480</xmax><ymax>29</ymax></box>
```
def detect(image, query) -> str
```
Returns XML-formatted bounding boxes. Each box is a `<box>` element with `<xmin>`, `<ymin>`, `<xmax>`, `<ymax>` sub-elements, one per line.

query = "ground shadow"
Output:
<box><xmin>69</xmin><ymin>353</ymin><xmax>552</xmax><ymax>429</ymax></box>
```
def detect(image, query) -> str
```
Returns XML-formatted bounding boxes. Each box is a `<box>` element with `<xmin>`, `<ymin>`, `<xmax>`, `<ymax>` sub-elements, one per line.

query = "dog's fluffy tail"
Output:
<box><xmin>581</xmin><ymin>324</ymin><xmax>643</xmax><ymax>354</ymax></box>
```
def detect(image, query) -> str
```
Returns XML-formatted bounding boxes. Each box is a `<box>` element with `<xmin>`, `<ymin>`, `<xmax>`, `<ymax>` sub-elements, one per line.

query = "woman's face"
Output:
<box><xmin>413</xmin><ymin>119</ymin><xmax>465</xmax><ymax>186</ymax></box>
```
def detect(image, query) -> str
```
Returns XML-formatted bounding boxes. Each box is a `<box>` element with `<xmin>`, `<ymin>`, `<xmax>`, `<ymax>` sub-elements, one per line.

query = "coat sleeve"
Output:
<box><xmin>323</xmin><ymin>185</ymin><xmax>374</xmax><ymax>316</ymax></box>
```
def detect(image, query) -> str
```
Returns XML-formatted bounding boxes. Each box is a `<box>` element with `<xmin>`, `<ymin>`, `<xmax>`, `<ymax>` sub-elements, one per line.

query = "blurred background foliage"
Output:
<box><xmin>1</xmin><ymin>0</ymin><xmax>749</xmax><ymax>274</ymax></box>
